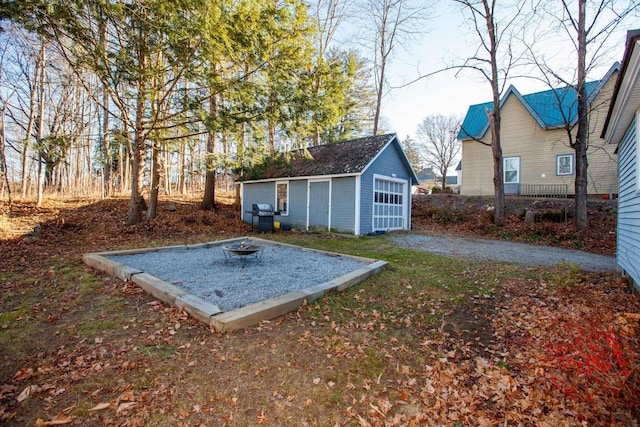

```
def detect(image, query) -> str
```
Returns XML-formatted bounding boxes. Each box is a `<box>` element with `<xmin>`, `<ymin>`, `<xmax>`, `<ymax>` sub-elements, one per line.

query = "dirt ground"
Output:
<box><xmin>411</xmin><ymin>194</ymin><xmax>617</xmax><ymax>256</ymax></box>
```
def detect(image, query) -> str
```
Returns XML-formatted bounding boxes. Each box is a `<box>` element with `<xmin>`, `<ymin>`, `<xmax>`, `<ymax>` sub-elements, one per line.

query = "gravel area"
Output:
<box><xmin>389</xmin><ymin>233</ymin><xmax>617</xmax><ymax>272</ymax></box>
<box><xmin>107</xmin><ymin>241</ymin><xmax>368</xmax><ymax>312</ymax></box>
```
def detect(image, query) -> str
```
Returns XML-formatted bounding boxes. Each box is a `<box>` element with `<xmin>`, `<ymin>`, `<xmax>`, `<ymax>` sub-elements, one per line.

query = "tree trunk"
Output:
<box><xmin>485</xmin><ymin>2</ymin><xmax>505</xmax><ymax>226</ymax></box>
<box><xmin>126</xmin><ymin>125</ymin><xmax>147</xmax><ymax>225</ymax></box>
<box><xmin>0</xmin><ymin>104</ymin><xmax>11</xmax><ymax>208</ymax></box>
<box><xmin>100</xmin><ymin>22</ymin><xmax>111</xmax><ymax>199</ymax></box>
<box><xmin>147</xmin><ymin>140</ymin><xmax>160</xmax><ymax>220</ymax></box>
<box><xmin>102</xmin><ymin>86</ymin><xmax>111</xmax><ymax>198</ymax></box>
<box><xmin>202</xmin><ymin>92</ymin><xmax>217</xmax><ymax>211</ymax></box>
<box><xmin>36</xmin><ymin>42</ymin><xmax>46</xmax><ymax>207</ymax></box>
<box><xmin>179</xmin><ymin>141</ymin><xmax>186</xmax><ymax>195</ymax></box>
<box><xmin>574</xmin><ymin>0</ymin><xmax>588</xmax><ymax>230</ymax></box>
<box><xmin>164</xmin><ymin>148</ymin><xmax>170</xmax><ymax>195</ymax></box>
<box><xmin>126</xmin><ymin>68</ymin><xmax>147</xmax><ymax>225</ymax></box>
<box><xmin>22</xmin><ymin>42</ymin><xmax>42</xmax><ymax>199</ymax></box>
<box><xmin>373</xmin><ymin>59</ymin><xmax>385</xmax><ymax>136</ymax></box>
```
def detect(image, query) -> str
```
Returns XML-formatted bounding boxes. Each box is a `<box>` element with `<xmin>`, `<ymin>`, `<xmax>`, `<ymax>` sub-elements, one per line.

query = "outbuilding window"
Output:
<box><xmin>276</xmin><ymin>182</ymin><xmax>288</xmax><ymax>215</ymax></box>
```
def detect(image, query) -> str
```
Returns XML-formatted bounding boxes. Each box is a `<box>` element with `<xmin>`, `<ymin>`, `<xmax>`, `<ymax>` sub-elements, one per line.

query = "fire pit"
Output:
<box><xmin>222</xmin><ymin>240</ymin><xmax>263</xmax><ymax>261</ymax></box>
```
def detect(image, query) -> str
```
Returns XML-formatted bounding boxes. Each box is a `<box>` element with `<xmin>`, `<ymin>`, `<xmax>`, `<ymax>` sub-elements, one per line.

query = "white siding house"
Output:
<box><xmin>602</xmin><ymin>29</ymin><xmax>640</xmax><ymax>293</ymax></box>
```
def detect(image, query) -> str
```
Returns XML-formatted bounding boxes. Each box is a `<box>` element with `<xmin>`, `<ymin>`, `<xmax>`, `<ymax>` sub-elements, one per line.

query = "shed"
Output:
<box><xmin>238</xmin><ymin>133</ymin><xmax>419</xmax><ymax>235</ymax></box>
<box><xmin>601</xmin><ymin>29</ymin><xmax>640</xmax><ymax>293</ymax></box>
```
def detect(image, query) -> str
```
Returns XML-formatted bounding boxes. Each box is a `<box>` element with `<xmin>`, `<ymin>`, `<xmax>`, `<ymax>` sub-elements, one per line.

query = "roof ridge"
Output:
<box><xmin>458</xmin><ymin>63</ymin><xmax>620</xmax><ymax>140</ymax></box>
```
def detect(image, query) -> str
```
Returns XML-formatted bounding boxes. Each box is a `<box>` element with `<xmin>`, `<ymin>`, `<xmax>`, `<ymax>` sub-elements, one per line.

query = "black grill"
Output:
<box><xmin>251</xmin><ymin>203</ymin><xmax>275</xmax><ymax>232</ymax></box>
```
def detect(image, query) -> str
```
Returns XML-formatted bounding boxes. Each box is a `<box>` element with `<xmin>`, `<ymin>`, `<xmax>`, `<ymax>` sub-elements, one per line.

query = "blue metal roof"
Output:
<box><xmin>457</xmin><ymin>63</ymin><xmax>620</xmax><ymax>140</ymax></box>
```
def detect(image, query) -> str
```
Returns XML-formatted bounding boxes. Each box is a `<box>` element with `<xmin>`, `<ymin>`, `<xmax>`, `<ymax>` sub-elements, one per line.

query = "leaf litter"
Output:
<box><xmin>0</xmin><ymin>196</ymin><xmax>638</xmax><ymax>425</ymax></box>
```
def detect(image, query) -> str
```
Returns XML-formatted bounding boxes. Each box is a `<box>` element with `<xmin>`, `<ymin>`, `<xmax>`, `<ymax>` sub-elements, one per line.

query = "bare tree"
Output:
<box><xmin>453</xmin><ymin>0</ymin><xmax>527</xmax><ymax>226</ymax></box>
<box><xmin>522</xmin><ymin>0</ymin><xmax>639</xmax><ymax>229</ymax></box>
<box><xmin>360</xmin><ymin>0</ymin><xmax>429</xmax><ymax>135</ymax></box>
<box><xmin>313</xmin><ymin>0</ymin><xmax>352</xmax><ymax>58</ymax></box>
<box><xmin>416</xmin><ymin>114</ymin><xmax>462</xmax><ymax>191</ymax></box>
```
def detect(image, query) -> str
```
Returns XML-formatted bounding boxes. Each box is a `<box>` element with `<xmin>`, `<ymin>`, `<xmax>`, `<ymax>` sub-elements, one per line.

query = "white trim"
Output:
<box><xmin>328</xmin><ymin>180</ymin><xmax>332</xmax><ymax>230</ymax></box>
<box><xmin>275</xmin><ymin>181</ymin><xmax>289</xmax><ymax>216</ymax></box>
<box><xmin>503</xmin><ymin>156</ymin><xmax>521</xmax><ymax>184</ymax></box>
<box><xmin>354</xmin><ymin>175</ymin><xmax>361</xmax><ymax>235</ymax></box>
<box><xmin>556</xmin><ymin>153</ymin><xmax>574</xmax><ymax>176</ymax></box>
<box><xmin>240</xmin><ymin>182</ymin><xmax>244</xmax><ymax>219</ymax></box>
<box><xmin>406</xmin><ymin>179</ymin><xmax>412</xmax><ymax>231</ymax></box>
<box><xmin>239</xmin><ymin>172</ymin><xmax>359</xmax><ymax>185</ymax></box>
<box><xmin>305</xmin><ymin>181</ymin><xmax>310</xmax><ymax>229</ymax></box>
<box><xmin>636</xmin><ymin>110</ymin><xmax>640</xmax><ymax>193</ymax></box>
<box><xmin>361</xmin><ymin>135</ymin><xmax>395</xmax><ymax>175</ymax></box>
<box><xmin>605</xmin><ymin>40</ymin><xmax>640</xmax><ymax>144</ymax></box>
<box><xmin>306</xmin><ymin>179</ymin><xmax>331</xmax><ymax>230</ymax></box>
<box><xmin>360</xmin><ymin>134</ymin><xmax>420</xmax><ymax>185</ymax></box>
<box><xmin>372</xmin><ymin>174</ymin><xmax>409</xmax><ymax>232</ymax></box>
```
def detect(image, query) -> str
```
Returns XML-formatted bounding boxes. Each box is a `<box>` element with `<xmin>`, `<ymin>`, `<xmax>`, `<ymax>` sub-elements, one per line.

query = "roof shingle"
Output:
<box><xmin>239</xmin><ymin>133</ymin><xmax>397</xmax><ymax>181</ymax></box>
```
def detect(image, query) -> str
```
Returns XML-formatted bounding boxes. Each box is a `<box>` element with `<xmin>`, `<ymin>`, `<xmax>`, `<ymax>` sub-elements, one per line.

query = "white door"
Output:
<box><xmin>373</xmin><ymin>176</ymin><xmax>406</xmax><ymax>231</ymax></box>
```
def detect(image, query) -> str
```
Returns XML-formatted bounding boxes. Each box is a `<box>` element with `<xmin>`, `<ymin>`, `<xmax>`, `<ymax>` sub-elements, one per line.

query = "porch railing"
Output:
<box><xmin>518</xmin><ymin>183</ymin><xmax>568</xmax><ymax>198</ymax></box>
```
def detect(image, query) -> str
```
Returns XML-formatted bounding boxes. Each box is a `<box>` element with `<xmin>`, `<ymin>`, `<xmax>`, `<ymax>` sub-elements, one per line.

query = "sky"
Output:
<box><xmin>333</xmin><ymin>1</ymin><xmax>637</xmax><ymax>142</ymax></box>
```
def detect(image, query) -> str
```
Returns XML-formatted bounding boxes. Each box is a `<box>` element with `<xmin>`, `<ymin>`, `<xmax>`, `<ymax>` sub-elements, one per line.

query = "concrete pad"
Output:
<box><xmin>186</xmin><ymin>237</ymin><xmax>246</xmax><ymax>250</ymax></box>
<box><xmin>113</xmin><ymin>264</ymin><xmax>144</xmax><ymax>281</ymax></box>
<box><xmin>334</xmin><ymin>260</ymin><xmax>388</xmax><ymax>291</ymax></box>
<box><xmin>93</xmin><ymin>245</ymin><xmax>188</xmax><ymax>256</ymax></box>
<box><xmin>300</xmin><ymin>281</ymin><xmax>338</xmax><ymax>302</ymax></box>
<box><xmin>132</xmin><ymin>273</ymin><xmax>187</xmax><ymax>305</ymax></box>
<box><xmin>210</xmin><ymin>291</ymin><xmax>308</xmax><ymax>332</ymax></box>
<box><xmin>83</xmin><ymin>253</ymin><xmax>117</xmax><ymax>275</ymax></box>
<box><xmin>175</xmin><ymin>294</ymin><xmax>223</xmax><ymax>324</ymax></box>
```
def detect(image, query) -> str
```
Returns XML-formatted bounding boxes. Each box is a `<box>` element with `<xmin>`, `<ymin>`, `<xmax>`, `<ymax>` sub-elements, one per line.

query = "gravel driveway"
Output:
<box><xmin>389</xmin><ymin>233</ymin><xmax>617</xmax><ymax>272</ymax></box>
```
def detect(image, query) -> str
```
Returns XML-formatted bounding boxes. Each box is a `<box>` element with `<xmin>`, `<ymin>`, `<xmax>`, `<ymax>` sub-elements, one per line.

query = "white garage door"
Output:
<box><xmin>373</xmin><ymin>177</ymin><xmax>406</xmax><ymax>231</ymax></box>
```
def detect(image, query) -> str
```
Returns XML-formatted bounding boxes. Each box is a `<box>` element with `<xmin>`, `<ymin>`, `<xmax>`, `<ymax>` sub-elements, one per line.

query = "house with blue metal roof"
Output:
<box><xmin>602</xmin><ymin>30</ymin><xmax>640</xmax><ymax>294</ymax></box>
<box><xmin>457</xmin><ymin>63</ymin><xmax>620</xmax><ymax>197</ymax></box>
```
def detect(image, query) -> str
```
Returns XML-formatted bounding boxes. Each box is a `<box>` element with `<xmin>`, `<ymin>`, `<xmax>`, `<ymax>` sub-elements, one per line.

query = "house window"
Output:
<box><xmin>373</xmin><ymin>176</ymin><xmax>405</xmax><ymax>230</ymax></box>
<box><xmin>276</xmin><ymin>182</ymin><xmax>288</xmax><ymax>215</ymax></box>
<box><xmin>503</xmin><ymin>157</ymin><xmax>520</xmax><ymax>184</ymax></box>
<box><xmin>556</xmin><ymin>154</ymin><xmax>574</xmax><ymax>175</ymax></box>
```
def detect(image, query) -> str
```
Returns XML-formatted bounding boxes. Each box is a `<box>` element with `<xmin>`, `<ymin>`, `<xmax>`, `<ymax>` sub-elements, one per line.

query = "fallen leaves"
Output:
<box><xmin>1</xmin><ymin>196</ymin><xmax>638</xmax><ymax>426</ymax></box>
<box><xmin>34</xmin><ymin>417</ymin><xmax>74</xmax><ymax>426</ymax></box>
<box><xmin>88</xmin><ymin>402</ymin><xmax>110</xmax><ymax>412</ymax></box>
<box><xmin>12</xmin><ymin>368</ymin><xmax>33</xmax><ymax>382</ymax></box>
<box><xmin>16</xmin><ymin>385</ymin><xmax>38</xmax><ymax>403</ymax></box>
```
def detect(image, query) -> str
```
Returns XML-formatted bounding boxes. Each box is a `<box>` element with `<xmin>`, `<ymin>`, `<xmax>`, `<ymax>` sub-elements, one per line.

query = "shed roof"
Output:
<box><xmin>239</xmin><ymin>133</ymin><xmax>419</xmax><ymax>183</ymax></box>
<box><xmin>458</xmin><ymin>63</ymin><xmax>620</xmax><ymax>140</ymax></box>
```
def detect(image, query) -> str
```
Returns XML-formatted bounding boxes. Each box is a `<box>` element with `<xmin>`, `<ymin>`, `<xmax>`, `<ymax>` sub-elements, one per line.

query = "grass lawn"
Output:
<box><xmin>1</xmin><ymin>197</ymin><xmax>638</xmax><ymax>426</ymax></box>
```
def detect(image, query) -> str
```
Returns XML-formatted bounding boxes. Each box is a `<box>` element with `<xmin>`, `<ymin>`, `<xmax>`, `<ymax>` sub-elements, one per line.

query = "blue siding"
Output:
<box><xmin>284</xmin><ymin>180</ymin><xmax>308</xmax><ymax>230</ymax></box>
<box><xmin>242</xmin><ymin>182</ymin><xmax>275</xmax><ymax>223</ymax></box>
<box><xmin>617</xmin><ymin>114</ymin><xmax>640</xmax><ymax>288</ymax></box>
<box><xmin>331</xmin><ymin>177</ymin><xmax>356</xmax><ymax>233</ymax></box>
<box><xmin>242</xmin><ymin>136</ymin><xmax>416</xmax><ymax>235</ymax></box>
<box><xmin>360</xmin><ymin>140</ymin><xmax>413</xmax><ymax>235</ymax></box>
